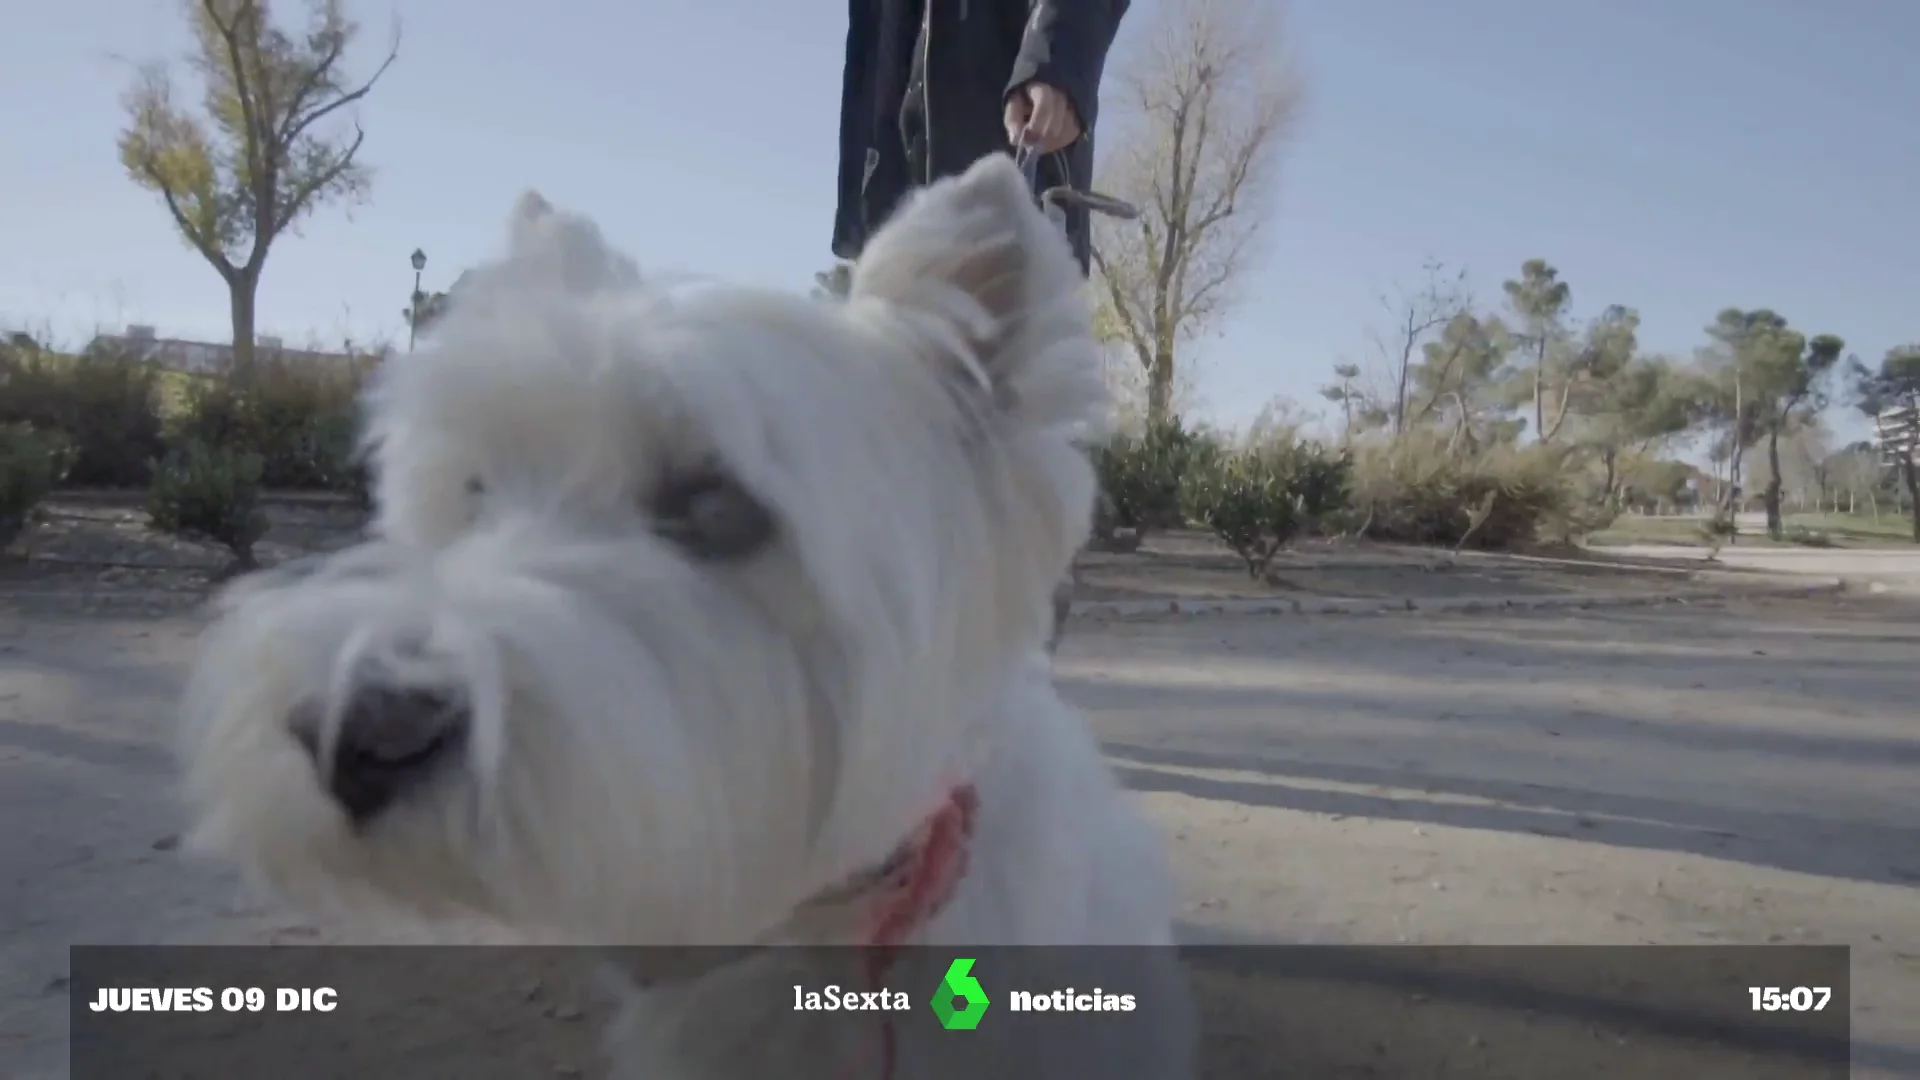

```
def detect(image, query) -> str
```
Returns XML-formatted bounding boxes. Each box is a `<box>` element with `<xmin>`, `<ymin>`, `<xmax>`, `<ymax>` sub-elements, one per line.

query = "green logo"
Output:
<box><xmin>931</xmin><ymin>958</ymin><xmax>990</xmax><ymax>1030</ymax></box>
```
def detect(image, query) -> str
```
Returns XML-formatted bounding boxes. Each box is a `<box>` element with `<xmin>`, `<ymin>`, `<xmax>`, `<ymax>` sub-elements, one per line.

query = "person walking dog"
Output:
<box><xmin>834</xmin><ymin>0</ymin><xmax>1131</xmax><ymax>653</ymax></box>
<box><xmin>833</xmin><ymin>0</ymin><xmax>1130</xmax><ymax>274</ymax></box>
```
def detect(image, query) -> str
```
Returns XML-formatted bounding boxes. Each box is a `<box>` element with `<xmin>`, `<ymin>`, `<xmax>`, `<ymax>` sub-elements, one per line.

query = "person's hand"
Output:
<box><xmin>1004</xmin><ymin>82</ymin><xmax>1082</xmax><ymax>154</ymax></box>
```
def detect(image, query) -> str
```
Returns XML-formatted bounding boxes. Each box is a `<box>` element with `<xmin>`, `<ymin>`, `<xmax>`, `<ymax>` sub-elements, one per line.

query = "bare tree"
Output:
<box><xmin>1099</xmin><ymin>339</ymin><xmax>1205</xmax><ymax>431</ymax></box>
<box><xmin>1367</xmin><ymin>260</ymin><xmax>1472</xmax><ymax>437</ymax></box>
<box><xmin>119</xmin><ymin>0</ymin><xmax>398</xmax><ymax>371</ymax></box>
<box><xmin>1788</xmin><ymin>420</ymin><xmax>1835</xmax><ymax>512</ymax></box>
<box><xmin>1091</xmin><ymin>0</ymin><xmax>1302</xmax><ymax>427</ymax></box>
<box><xmin>1825</xmin><ymin>443</ymin><xmax>1883</xmax><ymax>518</ymax></box>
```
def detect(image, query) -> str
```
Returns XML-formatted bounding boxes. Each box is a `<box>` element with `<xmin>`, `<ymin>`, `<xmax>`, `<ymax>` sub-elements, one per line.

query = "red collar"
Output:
<box><xmin>854</xmin><ymin>783</ymin><xmax>980</xmax><ymax>950</ymax></box>
<box><xmin>840</xmin><ymin>784</ymin><xmax>980</xmax><ymax>1080</ymax></box>
<box><xmin>613</xmin><ymin>790</ymin><xmax>983</xmax><ymax>1078</ymax></box>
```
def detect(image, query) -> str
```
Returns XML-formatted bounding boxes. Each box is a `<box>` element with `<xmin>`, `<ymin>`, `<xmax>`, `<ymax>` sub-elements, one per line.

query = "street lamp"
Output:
<box><xmin>408</xmin><ymin>248</ymin><xmax>428</xmax><ymax>353</ymax></box>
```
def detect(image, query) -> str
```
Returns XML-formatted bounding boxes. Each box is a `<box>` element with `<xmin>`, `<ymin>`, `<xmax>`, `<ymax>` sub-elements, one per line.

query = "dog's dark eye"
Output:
<box><xmin>650</xmin><ymin>465</ymin><xmax>776</xmax><ymax>561</ymax></box>
<box><xmin>465</xmin><ymin>477</ymin><xmax>485</xmax><ymax>496</ymax></box>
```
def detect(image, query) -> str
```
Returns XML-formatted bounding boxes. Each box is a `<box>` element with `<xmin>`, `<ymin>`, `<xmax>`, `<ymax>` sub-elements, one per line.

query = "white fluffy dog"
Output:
<box><xmin>177</xmin><ymin>154</ymin><xmax>1193</xmax><ymax>1078</ymax></box>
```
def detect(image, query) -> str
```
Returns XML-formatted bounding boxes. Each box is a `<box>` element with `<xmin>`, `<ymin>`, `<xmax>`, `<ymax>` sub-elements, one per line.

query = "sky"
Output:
<box><xmin>4</xmin><ymin>0</ymin><xmax>1916</xmax><ymax>444</ymax></box>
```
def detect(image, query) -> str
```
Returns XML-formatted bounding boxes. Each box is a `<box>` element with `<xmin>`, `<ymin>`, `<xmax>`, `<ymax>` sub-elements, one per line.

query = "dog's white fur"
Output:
<box><xmin>178</xmin><ymin>155</ymin><xmax>1193</xmax><ymax>1078</ymax></box>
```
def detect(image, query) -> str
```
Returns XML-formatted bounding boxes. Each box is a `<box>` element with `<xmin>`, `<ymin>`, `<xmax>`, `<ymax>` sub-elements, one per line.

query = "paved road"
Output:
<box><xmin>1602</xmin><ymin>541</ymin><xmax>1920</xmax><ymax>592</ymax></box>
<box><xmin>1061</xmin><ymin>595</ymin><xmax>1920</xmax><ymax>1075</ymax></box>
<box><xmin>4</xmin><ymin>593</ymin><xmax>1917</xmax><ymax>1075</ymax></box>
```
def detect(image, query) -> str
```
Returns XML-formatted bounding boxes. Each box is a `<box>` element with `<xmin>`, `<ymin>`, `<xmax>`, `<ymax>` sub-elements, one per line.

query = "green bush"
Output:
<box><xmin>147</xmin><ymin>440</ymin><xmax>270</xmax><ymax>570</ymax></box>
<box><xmin>1180</xmin><ymin>443</ymin><xmax>1296</xmax><ymax>578</ymax></box>
<box><xmin>1180</xmin><ymin>439</ymin><xmax>1352</xmax><ymax>578</ymax></box>
<box><xmin>167</xmin><ymin>354</ymin><xmax>370</xmax><ymax>494</ymax></box>
<box><xmin>0</xmin><ymin>342</ymin><xmax>166</xmax><ymax>487</ymax></box>
<box><xmin>1091</xmin><ymin>419</ymin><xmax>1211</xmax><ymax>545</ymax></box>
<box><xmin>1285</xmin><ymin>440</ymin><xmax>1355</xmax><ymax>533</ymax></box>
<box><xmin>0</xmin><ymin>423</ymin><xmax>74</xmax><ymax>548</ymax></box>
<box><xmin>1348</xmin><ymin>434</ymin><xmax>1583</xmax><ymax>550</ymax></box>
<box><xmin>1694</xmin><ymin>510</ymin><xmax>1740</xmax><ymax>556</ymax></box>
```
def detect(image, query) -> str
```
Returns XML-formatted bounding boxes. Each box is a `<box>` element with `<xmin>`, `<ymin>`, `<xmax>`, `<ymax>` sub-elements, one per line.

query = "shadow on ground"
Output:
<box><xmin>1062</xmin><ymin>598</ymin><xmax>1920</xmax><ymax>890</ymax></box>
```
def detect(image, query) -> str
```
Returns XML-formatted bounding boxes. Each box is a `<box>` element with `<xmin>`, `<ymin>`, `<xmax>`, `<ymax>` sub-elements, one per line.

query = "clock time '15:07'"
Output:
<box><xmin>1748</xmin><ymin>987</ymin><xmax>1831</xmax><ymax>1012</ymax></box>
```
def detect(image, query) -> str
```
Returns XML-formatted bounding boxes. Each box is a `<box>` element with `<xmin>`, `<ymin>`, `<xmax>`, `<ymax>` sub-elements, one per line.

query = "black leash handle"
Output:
<box><xmin>1012</xmin><ymin>139</ymin><xmax>1141</xmax><ymax>227</ymax></box>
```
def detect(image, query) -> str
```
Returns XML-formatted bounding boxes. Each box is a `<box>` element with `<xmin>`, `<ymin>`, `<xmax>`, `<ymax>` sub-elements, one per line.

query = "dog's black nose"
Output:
<box><xmin>296</xmin><ymin>685</ymin><xmax>469</xmax><ymax>824</ymax></box>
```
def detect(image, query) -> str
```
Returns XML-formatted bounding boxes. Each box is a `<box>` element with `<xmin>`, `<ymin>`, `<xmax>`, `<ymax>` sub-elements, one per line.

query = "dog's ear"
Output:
<box><xmin>848</xmin><ymin>154</ymin><xmax>1107</xmax><ymax>433</ymax></box>
<box><xmin>495</xmin><ymin>189</ymin><xmax>642</xmax><ymax>296</ymax></box>
<box><xmin>411</xmin><ymin>194</ymin><xmax>639</xmax><ymax>349</ymax></box>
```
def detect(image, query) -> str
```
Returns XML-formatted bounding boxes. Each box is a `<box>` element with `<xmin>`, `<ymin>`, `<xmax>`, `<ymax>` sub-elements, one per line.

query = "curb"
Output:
<box><xmin>1066</xmin><ymin>577</ymin><xmax>1847</xmax><ymax>620</ymax></box>
<box><xmin>48</xmin><ymin>488</ymin><xmax>359</xmax><ymax>509</ymax></box>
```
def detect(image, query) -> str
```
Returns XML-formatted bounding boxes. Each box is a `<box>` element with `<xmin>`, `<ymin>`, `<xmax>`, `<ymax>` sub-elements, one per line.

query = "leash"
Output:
<box><xmin>1011</xmin><ymin>140</ymin><xmax>1061</xmax><ymax>230</ymax></box>
<box><xmin>848</xmin><ymin>783</ymin><xmax>981</xmax><ymax>1080</ymax></box>
<box><xmin>1012</xmin><ymin>129</ymin><xmax>1142</xmax><ymax>229</ymax></box>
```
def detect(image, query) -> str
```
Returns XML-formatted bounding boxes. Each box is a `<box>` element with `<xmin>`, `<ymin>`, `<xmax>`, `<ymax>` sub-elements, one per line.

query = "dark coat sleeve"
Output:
<box><xmin>833</xmin><ymin>0</ymin><xmax>878</xmax><ymax>260</ymax></box>
<box><xmin>1004</xmin><ymin>0</ymin><xmax>1130</xmax><ymax>135</ymax></box>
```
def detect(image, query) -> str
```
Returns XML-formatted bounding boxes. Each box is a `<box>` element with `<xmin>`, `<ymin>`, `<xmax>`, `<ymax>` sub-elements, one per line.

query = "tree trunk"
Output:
<box><xmin>1392</xmin><ymin>350</ymin><xmax>1412</xmax><ymax>437</ymax></box>
<box><xmin>1722</xmin><ymin>372</ymin><xmax>1744</xmax><ymax>519</ymax></box>
<box><xmin>1761</xmin><ymin>421</ymin><xmax>1783</xmax><ymax>536</ymax></box>
<box><xmin>1903</xmin><ymin>457</ymin><xmax>1920</xmax><ymax>544</ymax></box>
<box><xmin>228</xmin><ymin>270</ymin><xmax>260</xmax><ymax>372</ymax></box>
<box><xmin>1145</xmin><ymin>348</ymin><xmax>1175</xmax><ymax>428</ymax></box>
<box><xmin>1532</xmin><ymin>367</ymin><xmax>1544</xmax><ymax>441</ymax></box>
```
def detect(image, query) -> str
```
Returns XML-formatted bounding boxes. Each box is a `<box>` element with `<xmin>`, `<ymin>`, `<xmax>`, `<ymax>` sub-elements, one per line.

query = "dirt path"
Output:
<box><xmin>3</xmin><ymin>591</ymin><xmax>1916</xmax><ymax>1076</ymax></box>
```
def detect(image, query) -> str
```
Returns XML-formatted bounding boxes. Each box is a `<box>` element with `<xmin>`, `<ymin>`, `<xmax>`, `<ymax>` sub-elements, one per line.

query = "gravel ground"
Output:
<box><xmin>1073</xmin><ymin>530</ymin><xmax>1835</xmax><ymax>604</ymax></box>
<box><xmin>11</xmin><ymin>495</ymin><xmax>1765</xmax><ymax>608</ymax></box>
<box><xmin>3</xmin><ymin>581</ymin><xmax>1915</xmax><ymax>1077</ymax></box>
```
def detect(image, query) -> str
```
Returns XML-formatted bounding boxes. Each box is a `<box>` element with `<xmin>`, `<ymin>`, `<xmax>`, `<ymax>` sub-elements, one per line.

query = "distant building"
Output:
<box><xmin>1876</xmin><ymin>403</ymin><xmax>1918</xmax><ymax>468</ymax></box>
<box><xmin>83</xmin><ymin>325</ymin><xmax>363</xmax><ymax>375</ymax></box>
<box><xmin>1</xmin><ymin>326</ymin><xmax>47</xmax><ymax>352</ymax></box>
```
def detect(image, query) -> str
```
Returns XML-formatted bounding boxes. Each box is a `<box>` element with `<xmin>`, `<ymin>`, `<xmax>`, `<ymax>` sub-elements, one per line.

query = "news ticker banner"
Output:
<box><xmin>71</xmin><ymin>944</ymin><xmax>1849</xmax><ymax>1079</ymax></box>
